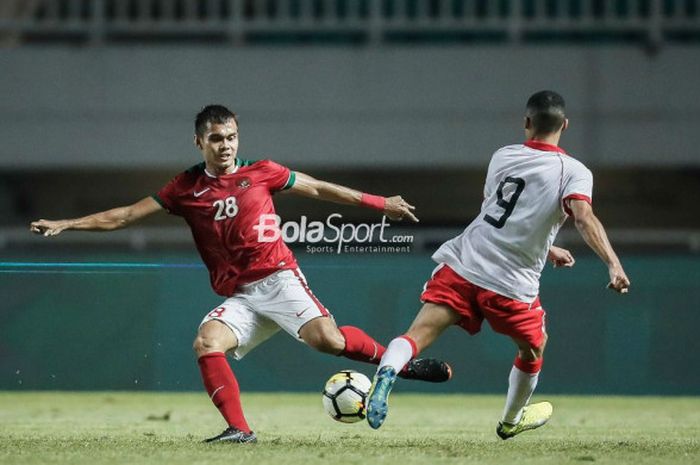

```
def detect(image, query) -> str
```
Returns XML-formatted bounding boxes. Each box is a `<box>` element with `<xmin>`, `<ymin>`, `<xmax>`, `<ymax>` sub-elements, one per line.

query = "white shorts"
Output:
<box><xmin>200</xmin><ymin>268</ymin><xmax>331</xmax><ymax>359</ymax></box>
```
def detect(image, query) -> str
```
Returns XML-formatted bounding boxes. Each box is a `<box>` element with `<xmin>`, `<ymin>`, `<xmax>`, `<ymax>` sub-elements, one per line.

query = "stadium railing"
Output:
<box><xmin>0</xmin><ymin>0</ymin><xmax>699</xmax><ymax>46</ymax></box>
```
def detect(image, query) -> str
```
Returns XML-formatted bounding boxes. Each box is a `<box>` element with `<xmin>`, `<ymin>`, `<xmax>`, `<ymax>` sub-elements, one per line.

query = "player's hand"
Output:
<box><xmin>29</xmin><ymin>219</ymin><xmax>70</xmax><ymax>237</ymax></box>
<box><xmin>383</xmin><ymin>196</ymin><xmax>419</xmax><ymax>222</ymax></box>
<box><xmin>607</xmin><ymin>265</ymin><xmax>630</xmax><ymax>294</ymax></box>
<box><xmin>548</xmin><ymin>246</ymin><xmax>575</xmax><ymax>268</ymax></box>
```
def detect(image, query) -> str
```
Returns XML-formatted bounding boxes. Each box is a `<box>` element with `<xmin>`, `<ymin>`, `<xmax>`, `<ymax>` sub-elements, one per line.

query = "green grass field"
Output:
<box><xmin>1</xmin><ymin>392</ymin><xmax>698</xmax><ymax>465</ymax></box>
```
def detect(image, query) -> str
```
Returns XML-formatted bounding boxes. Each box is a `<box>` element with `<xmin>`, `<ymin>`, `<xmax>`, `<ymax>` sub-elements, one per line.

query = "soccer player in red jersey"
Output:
<box><xmin>30</xmin><ymin>105</ymin><xmax>451</xmax><ymax>443</ymax></box>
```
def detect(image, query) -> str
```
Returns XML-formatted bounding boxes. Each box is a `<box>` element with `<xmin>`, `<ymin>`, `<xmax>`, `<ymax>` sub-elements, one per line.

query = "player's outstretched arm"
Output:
<box><xmin>569</xmin><ymin>199</ymin><xmax>630</xmax><ymax>293</ymax></box>
<box><xmin>287</xmin><ymin>171</ymin><xmax>418</xmax><ymax>222</ymax></box>
<box><xmin>29</xmin><ymin>196</ymin><xmax>163</xmax><ymax>237</ymax></box>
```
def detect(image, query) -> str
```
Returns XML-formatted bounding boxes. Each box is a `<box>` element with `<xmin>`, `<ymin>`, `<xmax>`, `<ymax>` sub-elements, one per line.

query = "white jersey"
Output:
<box><xmin>433</xmin><ymin>141</ymin><xmax>593</xmax><ymax>303</ymax></box>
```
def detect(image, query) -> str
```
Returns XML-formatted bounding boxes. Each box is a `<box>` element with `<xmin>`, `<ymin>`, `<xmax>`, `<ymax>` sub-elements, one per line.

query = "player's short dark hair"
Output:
<box><xmin>526</xmin><ymin>91</ymin><xmax>566</xmax><ymax>135</ymax></box>
<box><xmin>195</xmin><ymin>105</ymin><xmax>238</xmax><ymax>136</ymax></box>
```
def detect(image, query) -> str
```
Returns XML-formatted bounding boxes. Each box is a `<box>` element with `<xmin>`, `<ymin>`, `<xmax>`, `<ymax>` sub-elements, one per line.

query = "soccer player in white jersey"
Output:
<box><xmin>365</xmin><ymin>90</ymin><xmax>631</xmax><ymax>438</ymax></box>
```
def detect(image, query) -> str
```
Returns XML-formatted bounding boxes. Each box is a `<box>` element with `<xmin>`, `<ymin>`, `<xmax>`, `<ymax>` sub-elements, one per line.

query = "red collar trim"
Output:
<box><xmin>524</xmin><ymin>140</ymin><xmax>568</xmax><ymax>155</ymax></box>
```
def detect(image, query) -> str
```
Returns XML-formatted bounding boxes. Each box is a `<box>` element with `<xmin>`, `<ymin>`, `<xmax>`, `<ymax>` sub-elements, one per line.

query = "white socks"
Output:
<box><xmin>377</xmin><ymin>337</ymin><xmax>414</xmax><ymax>374</ymax></box>
<box><xmin>380</xmin><ymin>340</ymin><xmax>540</xmax><ymax>425</ymax></box>
<box><xmin>502</xmin><ymin>365</ymin><xmax>539</xmax><ymax>424</ymax></box>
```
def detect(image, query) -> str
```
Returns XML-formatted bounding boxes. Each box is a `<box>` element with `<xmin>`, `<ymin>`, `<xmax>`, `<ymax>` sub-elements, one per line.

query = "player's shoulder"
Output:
<box><xmin>237</xmin><ymin>157</ymin><xmax>258</xmax><ymax>168</ymax></box>
<box><xmin>562</xmin><ymin>151</ymin><xmax>592</xmax><ymax>176</ymax></box>
<box><xmin>245</xmin><ymin>158</ymin><xmax>281</xmax><ymax>167</ymax></box>
<box><xmin>499</xmin><ymin>143</ymin><xmax>524</xmax><ymax>151</ymax></box>
<box><xmin>241</xmin><ymin>158</ymin><xmax>289</xmax><ymax>173</ymax></box>
<box><xmin>489</xmin><ymin>144</ymin><xmax>526</xmax><ymax>164</ymax></box>
<box><xmin>184</xmin><ymin>161</ymin><xmax>206</xmax><ymax>176</ymax></box>
<box><xmin>494</xmin><ymin>143</ymin><xmax>524</xmax><ymax>155</ymax></box>
<box><xmin>490</xmin><ymin>143</ymin><xmax>530</xmax><ymax>161</ymax></box>
<box><xmin>169</xmin><ymin>162</ymin><xmax>205</xmax><ymax>186</ymax></box>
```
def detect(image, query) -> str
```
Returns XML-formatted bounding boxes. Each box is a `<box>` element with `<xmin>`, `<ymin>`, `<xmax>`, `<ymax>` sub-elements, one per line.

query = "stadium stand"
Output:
<box><xmin>0</xmin><ymin>0</ymin><xmax>698</xmax><ymax>46</ymax></box>
<box><xmin>1</xmin><ymin>1</ymin><xmax>699</xmax><ymax>251</ymax></box>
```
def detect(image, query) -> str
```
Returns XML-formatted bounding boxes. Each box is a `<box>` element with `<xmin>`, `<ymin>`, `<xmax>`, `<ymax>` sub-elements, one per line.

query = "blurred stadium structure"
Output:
<box><xmin>0</xmin><ymin>0</ymin><xmax>699</xmax><ymax>46</ymax></box>
<box><xmin>1</xmin><ymin>1</ymin><xmax>699</xmax><ymax>393</ymax></box>
<box><xmin>2</xmin><ymin>1</ymin><xmax>700</xmax><ymax>250</ymax></box>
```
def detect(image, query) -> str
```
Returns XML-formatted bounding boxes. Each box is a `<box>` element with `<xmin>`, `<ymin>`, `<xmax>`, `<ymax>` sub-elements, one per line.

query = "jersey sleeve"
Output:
<box><xmin>257</xmin><ymin>160</ymin><xmax>296</xmax><ymax>192</ymax></box>
<box><xmin>561</xmin><ymin>163</ymin><xmax>593</xmax><ymax>216</ymax></box>
<box><xmin>153</xmin><ymin>175</ymin><xmax>184</xmax><ymax>216</ymax></box>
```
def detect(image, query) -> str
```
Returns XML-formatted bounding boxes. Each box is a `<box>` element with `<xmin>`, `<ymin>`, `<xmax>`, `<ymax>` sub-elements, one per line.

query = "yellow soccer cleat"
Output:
<box><xmin>496</xmin><ymin>401</ymin><xmax>553</xmax><ymax>440</ymax></box>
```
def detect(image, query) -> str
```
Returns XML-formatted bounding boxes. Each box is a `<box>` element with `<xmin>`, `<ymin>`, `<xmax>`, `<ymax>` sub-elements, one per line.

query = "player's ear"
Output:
<box><xmin>524</xmin><ymin>116</ymin><xmax>532</xmax><ymax>130</ymax></box>
<box><xmin>561</xmin><ymin>118</ymin><xmax>569</xmax><ymax>132</ymax></box>
<box><xmin>194</xmin><ymin>134</ymin><xmax>202</xmax><ymax>149</ymax></box>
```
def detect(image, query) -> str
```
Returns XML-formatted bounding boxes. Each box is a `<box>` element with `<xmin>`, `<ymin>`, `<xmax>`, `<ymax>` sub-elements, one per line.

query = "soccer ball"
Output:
<box><xmin>322</xmin><ymin>370</ymin><xmax>372</xmax><ymax>423</ymax></box>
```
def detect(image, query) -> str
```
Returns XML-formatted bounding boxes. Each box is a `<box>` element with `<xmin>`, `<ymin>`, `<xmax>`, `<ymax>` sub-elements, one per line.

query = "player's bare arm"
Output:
<box><xmin>30</xmin><ymin>196</ymin><xmax>163</xmax><ymax>237</ymax></box>
<box><xmin>287</xmin><ymin>171</ymin><xmax>419</xmax><ymax>222</ymax></box>
<box><xmin>569</xmin><ymin>199</ymin><xmax>630</xmax><ymax>293</ymax></box>
<box><xmin>548</xmin><ymin>245</ymin><xmax>575</xmax><ymax>268</ymax></box>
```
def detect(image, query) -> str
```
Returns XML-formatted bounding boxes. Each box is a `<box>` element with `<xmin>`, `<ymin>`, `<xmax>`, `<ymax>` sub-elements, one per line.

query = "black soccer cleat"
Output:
<box><xmin>399</xmin><ymin>358</ymin><xmax>453</xmax><ymax>383</ymax></box>
<box><xmin>203</xmin><ymin>427</ymin><xmax>258</xmax><ymax>444</ymax></box>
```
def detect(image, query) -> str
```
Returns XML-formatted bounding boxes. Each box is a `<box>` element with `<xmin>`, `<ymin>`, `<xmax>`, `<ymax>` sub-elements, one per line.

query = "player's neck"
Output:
<box><xmin>527</xmin><ymin>133</ymin><xmax>561</xmax><ymax>147</ymax></box>
<box><xmin>205</xmin><ymin>161</ymin><xmax>239</xmax><ymax>177</ymax></box>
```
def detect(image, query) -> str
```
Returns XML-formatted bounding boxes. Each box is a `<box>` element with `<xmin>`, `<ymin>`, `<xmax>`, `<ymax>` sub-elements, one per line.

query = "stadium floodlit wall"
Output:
<box><xmin>2</xmin><ymin>251</ymin><xmax>698</xmax><ymax>395</ymax></box>
<box><xmin>1</xmin><ymin>47</ymin><xmax>700</xmax><ymax>169</ymax></box>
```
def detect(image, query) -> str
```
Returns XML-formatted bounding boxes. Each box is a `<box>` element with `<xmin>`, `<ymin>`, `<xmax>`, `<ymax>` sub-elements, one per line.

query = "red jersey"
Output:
<box><xmin>153</xmin><ymin>158</ymin><xmax>297</xmax><ymax>296</ymax></box>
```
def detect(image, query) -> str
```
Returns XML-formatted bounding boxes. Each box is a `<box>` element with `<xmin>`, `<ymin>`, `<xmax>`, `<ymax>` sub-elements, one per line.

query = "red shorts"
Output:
<box><xmin>420</xmin><ymin>264</ymin><xmax>546</xmax><ymax>349</ymax></box>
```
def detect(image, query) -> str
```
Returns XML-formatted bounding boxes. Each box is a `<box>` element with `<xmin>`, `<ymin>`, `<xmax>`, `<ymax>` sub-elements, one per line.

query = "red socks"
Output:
<box><xmin>514</xmin><ymin>355</ymin><xmax>543</xmax><ymax>374</ymax></box>
<box><xmin>338</xmin><ymin>326</ymin><xmax>386</xmax><ymax>364</ymax></box>
<box><xmin>198</xmin><ymin>352</ymin><xmax>251</xmax><ymax>433</ymax></box>
<box><xmin>197</xmin><ymin>329</ymin><xmax>401</xmax><ymax>431</ymax></box>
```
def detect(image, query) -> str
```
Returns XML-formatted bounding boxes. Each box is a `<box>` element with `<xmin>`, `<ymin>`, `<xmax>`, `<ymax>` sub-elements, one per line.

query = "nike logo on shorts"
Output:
<box><xmin>296</xmin><ymin>309</ymin><xmax>308</xmax><ymax>317</ymax></box>
<box><xmin>194</xmin><ymin>188</ymin><xmax>211</xmax><ymax>197</ymax></box>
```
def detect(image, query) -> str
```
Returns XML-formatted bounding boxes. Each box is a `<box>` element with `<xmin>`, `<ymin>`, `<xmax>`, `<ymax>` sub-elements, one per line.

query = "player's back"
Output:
<box><xmin>433</xmin><ymin>141</ymin><xmax>592</xmax><ymax>302</ymax></box>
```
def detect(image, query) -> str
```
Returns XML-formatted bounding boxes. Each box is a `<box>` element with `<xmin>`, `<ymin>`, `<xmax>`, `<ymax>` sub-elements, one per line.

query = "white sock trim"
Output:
<box><xmin>377</xmin><ymin>337</ymin><xmax>414</xmax><ymax>374</ymax></box>
<box><xmin>502</xmin><ymin>366</ymin><xmax>539</xmax><ymax>424</ymax></box>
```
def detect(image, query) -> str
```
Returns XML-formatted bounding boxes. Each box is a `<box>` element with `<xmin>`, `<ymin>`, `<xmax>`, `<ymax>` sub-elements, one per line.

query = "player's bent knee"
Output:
<box><xmin>305</xmin><ymin>330</ymin><xmax>345</xmax><ymax>354</ymax></box>
<box><xmin>517</xmin><ymin>344</ymin><xmax>545</xmax><ymax>362</ymax></box>
<box><xmin>193</xmin><ymin>335</ymin><xmax>224</xmax><ymax>357</ymax></box>
<box><xmin>531</xmin><ymin>332</ymin><xmax>548</xmax><ymax>358</ymax></box>
<box><xmin>193</xmin><ymin>335</ymin><xmax>239</xmax><ymax>357</ymax></box>
<box><xmin>193</xmin><ymin>322</ymin><xmax>238</xmax><ymax>357</ymax></box>
<box><xmin>513</xmin><ymin>331</ymin><xmax>547</xmax><ymax>361</ymax></box>
<box><xmin>299</xmin><ymin>317</ymin><xmax>345</xmax><ymax>354</ymax></box>
<box><xmin>538</xmin><ymin>347</ymin><xmax>546</xmax><ymax>359</ymax></box>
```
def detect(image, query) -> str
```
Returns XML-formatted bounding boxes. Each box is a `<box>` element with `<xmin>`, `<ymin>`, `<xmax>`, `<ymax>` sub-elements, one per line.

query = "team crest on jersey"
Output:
<box><xmin>237</xmin><ymin>177</ymin><xmax>252</xmax><ymax>189</ymax></box>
